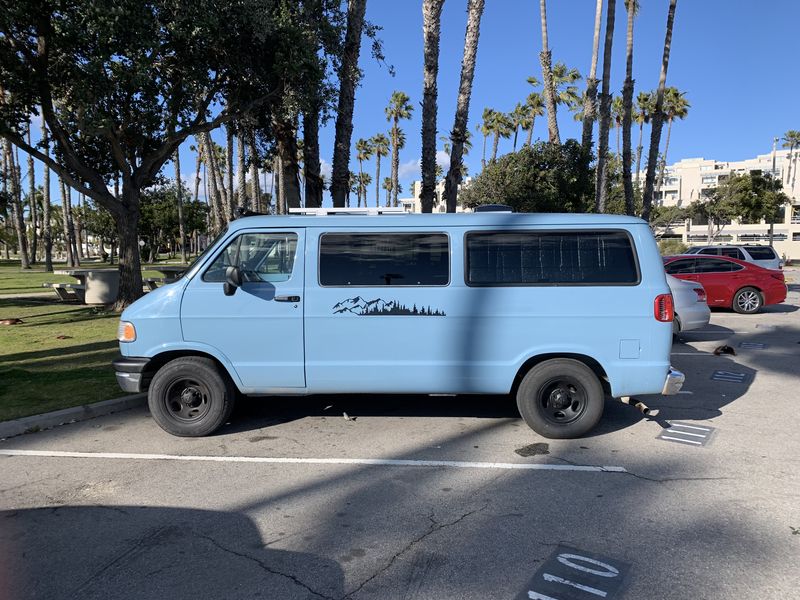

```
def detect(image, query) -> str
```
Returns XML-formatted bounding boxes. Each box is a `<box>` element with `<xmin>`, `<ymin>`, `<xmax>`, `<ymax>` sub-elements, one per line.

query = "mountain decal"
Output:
<box><xmin>332</xmin><ymin>296</ymin><xmax>445</xmax><ymax>316</ymax></box>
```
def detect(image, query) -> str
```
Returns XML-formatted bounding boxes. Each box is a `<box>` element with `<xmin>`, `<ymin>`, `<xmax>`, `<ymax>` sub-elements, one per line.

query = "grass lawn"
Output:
<box><xmin>0</xmin><ymin>297</ymin><xmax>126</xmax><ymax>422</ymax></box>
<box><xmin>0</xmin><ymin>260</ymin><xmax>75</xmax><ymax>295</ymax></box>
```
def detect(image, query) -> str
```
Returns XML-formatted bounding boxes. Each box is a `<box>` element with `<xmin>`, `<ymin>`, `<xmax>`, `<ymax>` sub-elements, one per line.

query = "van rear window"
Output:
<box><xmin>319</xmin><ymin>233</ymin><xmax>449</xmax><ymax>286</ymax></box>
<box><xmin>466</xmin><ymin>231</ymin><xmax>639</xmax><ymax>285</ymax></box>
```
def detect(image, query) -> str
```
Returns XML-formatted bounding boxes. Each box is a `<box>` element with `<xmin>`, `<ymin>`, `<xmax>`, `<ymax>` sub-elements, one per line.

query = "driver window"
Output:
<box><xmin>203</xmin><ymin>232</ymin><xmax>298</xmax><ymax>283</ymax></box>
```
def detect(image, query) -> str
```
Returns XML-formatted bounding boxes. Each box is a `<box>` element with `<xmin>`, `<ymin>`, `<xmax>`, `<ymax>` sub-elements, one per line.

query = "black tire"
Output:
<box><xmin>148</xmin><ymin>356</ymin><xmax>236</xmax><ymax>437</ymax></box>
<box><xmin>672</xmin><ymin>315</ymin><xmax>682</xmax><ymax>337</ymax></box>
<box><xmin>732</xmin><ymin>287</ymin><xmax>763</xmax><ymax>314</ymax></box>
<box><xmin>516</xmin><ymin>359</ymin><xmax>604</xmax><ymax>439</ymax></box>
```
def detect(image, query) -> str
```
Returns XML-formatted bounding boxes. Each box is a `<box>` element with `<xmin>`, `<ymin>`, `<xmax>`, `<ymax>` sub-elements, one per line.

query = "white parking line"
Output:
<box><xmin>0</xmin><ymin>449</ymin><xmax>627</xmax><ymax>473</ymax></box>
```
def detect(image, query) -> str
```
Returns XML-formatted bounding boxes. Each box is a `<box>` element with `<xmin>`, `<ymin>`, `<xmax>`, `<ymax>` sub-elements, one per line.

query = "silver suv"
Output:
<box><xmin>684</xmin><ymin>244</ymin><xmax>782</xmax><ymax>270</ymax></box>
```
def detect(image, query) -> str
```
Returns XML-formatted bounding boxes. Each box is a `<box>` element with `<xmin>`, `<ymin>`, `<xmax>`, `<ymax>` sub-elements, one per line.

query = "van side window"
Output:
<box><xmin>466</xmin><ymin>231</ymin><xmax>639</xmax><ymax>285</ymax></box>
<box><xmin>319</xmin><ymin>233</ymin><xmax>449</xmax><ymax>286</ymax></box>
<box><xmin>203</xmin><ymin>232</ymin><xmax>298</xmax><ymax>283</ymax></box>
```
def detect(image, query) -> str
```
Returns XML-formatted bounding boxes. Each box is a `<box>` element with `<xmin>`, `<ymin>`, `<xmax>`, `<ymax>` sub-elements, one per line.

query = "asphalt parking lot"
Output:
<box><xmin>2</xmin><ymin>282</ymin><xmax>799</xmax><ymax>599</ymax></box>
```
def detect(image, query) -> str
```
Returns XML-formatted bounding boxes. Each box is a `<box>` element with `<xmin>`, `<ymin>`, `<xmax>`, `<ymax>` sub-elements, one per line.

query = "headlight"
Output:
<box><xmin>117</xmin><ymin>321</ymin><xmax>136</xmax><ymax>342</ymax></box>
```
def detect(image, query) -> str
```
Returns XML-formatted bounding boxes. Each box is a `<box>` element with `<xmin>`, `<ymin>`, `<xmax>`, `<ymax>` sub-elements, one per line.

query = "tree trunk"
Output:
<box><xmin>113</xmin><ymin>190</ymin><xmax>143</xmax><ymax>311</ymax></box>
<box><xmin>621</xmin><ymin>1</ymin><xmax>635</xmax><ymax>216</ymax></box>
<box><xmin>193</xmin><ymin>142</ymin><xmax>202</xmax><ymax>204</ymax></box>
<box><xmin>374</xmin><ymin>155</ymin><xmax>382</xmax><ymax>208</ymax></box>
<box><xmin>236</xmin><ymin>129</ymin><xmax>247</xmax><ymax>210</ymax></box>
<box><xmin>581</xmin><ymin>0</ymin><xmax>604</xmax><ymax>156</ymax></box>
<box><xmin>41</xmin><ymin>118</ymin><xmax>53</xmax><ymax>272</ymax></box>
<box><xmin>642</xmin><ymin>0</ymin><xmax>678</xmax><ymax>223</ymax></box>
<box><xmin>539</xmin><ymin>0</ymin><xmax>560</xmax><ymax>144</ymax></box>
<box><xmin>635</xmin><ymin>121</ymin><xmax>644</xmax><ymax>189</ymax></box>
<box><xmin>656</xmin><ymin>117</ymin><xmax>674</xmax><ymax>196</ymax></box>
<box><xmin>526</xmin><ymin>117</ymin><xmax>536</xmax><ymax>146</ymax></box>
<box><xmin>202</xmin><ymin>134</ymin><xmax>223</xmax><ymax>233</ymax></box>
<box><xmin>302</xmin><ymin>108</ymin><xmax>323</xmax><ymax>208</ymax></box>
<box><xmin>275</xmin><ymin>119</ymin><xmax>302</xmax><ymax>210</ymax></box>
<box><xmin>330</xmin><ymin>0</ymin><xmax>368</xmax><ymax>208</ymax></box>
<box><xmin>491</xmin><ymin>131</ymin><xmax>500</xmax><ymax>162</ymax></box>
<box><xmin>6</xmin><ymin>141</ymin><xmax>30</xmax><ymax>268</ymax></box>
<box><xmin>391</xmin><ymin>122</ymin><xmax>400</xmax><ymax>207</ymax></box>
<box><xmin>26</xmin><ymin>128</ymin><xmax>38</xmax><ymax>263</ymax></box>
<box><xmin>595</xmin><ymin>0</ymin><xmax>616</xmax><ymax>213</ymax></box>
<box><xmin>226</xmin><ymin>125</ymin><xmax>236</xmax><ymax>212</ymax></box>
<box><xmin>481</xmin><ymin>132</ymin><xmax>487</xmax><ymax>169</ymax></box>
<box><xmin>420</xmin><ymin>0</ymin><xmax>445</xmax><ymax>213</ymax></box>
<box><xmin>277</xmin><ymin>154</ymin><xmax>288</xmax><ymax>214</ymax></box>
<box><xmin>249</xmin><ymin>138</ymin><xmax>260</xmax><ymax>212</ymax></box>
<box><xmin>58</xmin><ymin>178</ymin><xmax>73</xmax><ymax>267</ymax></box>
<box><xmin>175</xmin><ymin>150</ymin><xmax>187</xmax><ymax>264</ymax></box>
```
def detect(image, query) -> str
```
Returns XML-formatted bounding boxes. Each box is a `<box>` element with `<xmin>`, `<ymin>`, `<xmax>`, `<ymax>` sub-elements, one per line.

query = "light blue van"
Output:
<box><xmin>114</xmin><ymin>211</ymin><xmax>684</xmax><ymax>438</ymax></box>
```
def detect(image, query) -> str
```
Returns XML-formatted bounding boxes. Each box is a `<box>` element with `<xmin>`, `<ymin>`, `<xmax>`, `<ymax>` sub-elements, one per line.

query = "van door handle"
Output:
<box><xmin>274</xmin><ymin>295</ymin><xmax>301</xmax><ymax>302</ymax></box>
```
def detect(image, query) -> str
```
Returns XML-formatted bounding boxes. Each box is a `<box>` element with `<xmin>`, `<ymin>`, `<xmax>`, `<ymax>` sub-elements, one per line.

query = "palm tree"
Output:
<box><xmin>355</xmin><ymin>137</ymin><xmax>373</xmax><ymax>207</ymax></box>
<box><xmin>643</xmin><ymin>0</ymin><xmax>679</xmax><ymax>223</ymax></box>
<box><xmin>174</xmin><ymin>149</ymin><xmax>187</xmax><ymax>263</ymax></box>
<box><xmin>656</xmin><ymin>87</ymin><xmax>690</xmax><ymax>193</ymax></box>
<box><xmin>581</xmin><ymin>0</ymin><xmax>605</xmax><ymax>156</ymax></box>
<box><xmin>634</xmin><ymin>91</ymin><xmax>655</xmax><ymax>187</ymax></box>
<box><xmin>595</xmin><ymin>0</ymin><xmax>617</xmax><ymax>213</ymax></box>
<box><xmin>509</xmin><ymin>103</ymin><xmax>529</xmax><ymax>151</ymax></box>
<box><xmin>622</xmin><ymin>0</ymin><xmax>639</xmax><ymax>216</ymax></box>
<box><xmin>371</xmin><ymin>133</ymin><xmax>390</xmax><ymax>207</ymax></box>
<box><xmin>420</xmin><ymin>0</ymin><xmax>446</xmax><ymax>213</ymax></box>
<box><xmin>611</xmin><ymin>95</ymin><xmax>624</xmax><ymax>157</ymax></box>
<box><xmin>479</xmin><ymin>107</ymin><xmax>494</xmax><ymax>168</ymax></box>
<box><xmin>386</xmin><ymin>91</ymin><xmax>413</xmax><ymax>208</ymax></box>
<box><xmin>41</xmin><ymin>116</ymin><xmax>53</xmax><ymax>271</ymax></box>
<box><xmin>488</xmin><ymin>111</ymin><xmax>513</xmax><ymax>162</ymax></box>
<box><xmin>524</xmin><ymin>93</ymin><xmax>545</xmax><ymax>146</ymax></box>
<box><xmin>538</xmin><ymin>0</ymin><xmax>560</xmax><ymax>143</ymax></box>
<box><xmin>551</xmin><ymin>62</ymin><xmax>582</xmax><ymax>110</ymax></box>
<box><xmin>782</xmin><ymin>130</ymin><xmax>800</xmax><ymax>189</ymax></box>
<box><xmin>330</xmin><ymin>0</ymin><xmax>368</xmax><ymax>208</ymax></box>
<box><xmin>356</xmin><ymin>172</ymin><xmax>373</xmax><ymax>207</ymax></box>
<box><xmin>382</xmin><ymin>176</ymin><xmax>393</xmax><ymax>207</ymax></box>
<box><xmin>443</xmin><ymin>0</ymin><xmax>485</xmax><ymax>213</ymax></box>
<box><xmin>26</xmin><ymin>126</ymin><xmax>37</xmax><ymax>263</ymax></box>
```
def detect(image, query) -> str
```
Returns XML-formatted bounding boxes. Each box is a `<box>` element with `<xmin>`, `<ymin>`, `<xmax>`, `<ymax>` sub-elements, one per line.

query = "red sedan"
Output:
<box><xmin>663</xmin><ymin>254</ymin><xmax>786</xmax><ymax>314</ymax></box>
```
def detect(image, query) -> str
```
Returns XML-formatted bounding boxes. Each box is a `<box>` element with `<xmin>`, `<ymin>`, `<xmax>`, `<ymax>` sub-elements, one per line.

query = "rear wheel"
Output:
<box><xmin>148</xmin><ymin>357</ymin><xmax>235</xmax><ymax>436</ymax></box>
<box><xmin>732</xmin><ymin>287</ymin><xmax>762</xmax><ymax>314</ymax></box>
<box><xmin>516</xmin><ymin>359</ymin><xmax>604</xmax><ymax>439</ymax></box>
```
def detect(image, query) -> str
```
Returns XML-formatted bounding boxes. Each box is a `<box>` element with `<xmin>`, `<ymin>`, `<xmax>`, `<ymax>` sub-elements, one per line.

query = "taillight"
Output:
<box><xmin>654</xmin><ymin>294</ymin><xmax>674</xmax><ymax>322</ymax></box>
<box><xmin>693</xmin><ymin>287</ymin><xmax>707</xmax><ymax>303</ymax></box>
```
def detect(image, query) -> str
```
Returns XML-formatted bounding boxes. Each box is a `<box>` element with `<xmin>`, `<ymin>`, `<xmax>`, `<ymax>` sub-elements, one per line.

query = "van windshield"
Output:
<box><xmin>184</xmin><ymin>227</ymin><xmax>229</xmax><ymax>274</ymax></box>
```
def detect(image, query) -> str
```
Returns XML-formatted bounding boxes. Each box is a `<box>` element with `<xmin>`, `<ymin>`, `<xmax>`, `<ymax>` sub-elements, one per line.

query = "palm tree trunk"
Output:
<box><xmin>6</xmin><ymin>141</ymin><xmax>30</xmax><ymax>268</ymax></box>
<box><xmin>225</xmin><ymin>125</ymin><xmax>235</xmax><ymax>211</ymax></box>
<box><xmin>41</xmin><ymin>117</ymin><xmax>53</xmax><ymax>272</ymax></box>
<box><xmin>595</xmin><ymin>0</ymin><xmax>616</xmax><ymax>212</ymax></box>
<box><xmin>193</xmin><ymin>142</ymin><xmax>202</xmax><ymax>204</ymax></box>
<box><xmin>330</xmin><ymin>0</ymin><xmax>368</xmax><ymax>208</ymax></box>
<box><xmin>635</xmin><ymin>121</ymin><xmax>644</xmax><ymax>189</ymax></box>
<box><xmin>526</xmin><ymin>116</ymin><xmax>536</xmax><ymax>146</ymax></box>
<box><xmin>539</xmin><ymin>0</ymin><xmax>560</xmax><ymax>144</ymax></box>
<box><xmin>357</xmin><ymin>157</ymin><xmax>364</xmax><ymax>208</ymax></box>
<box><xmin>26</xmin><ymin>128</ymin><xmax>38</xmax><ymax>263</ymax></box>
<box><xmin>275</xmin><ymin>119</ymin><xmax>302</xmax><ymax>210</ymax></box>
<box><xmin>374</xmin><ymin>155</ymin><xmax>382</xmax><ymax>207</ymax></box>
<box><xmin>513</xmin><ymin>127</ymin><xmax>519</xmax><ymax>151</ymax></box>
<box><xmin>481</xmin><ymin>132</ymin><xmax>487</xmax><ymax>168</ymax></box>
<box><xmin>249</xmin><ymin>138</ymin><xmax>260</xmax><ymax>212</ymax></box>
<box><xmin>236</xmin><ymin>130</ymin><xmax>247</xmax><ymax>211</ymax></box>
<box><xmin>784</xmin><ymin>143</ymin><xmax>794</xmax><ymax>187</ymax></box>
<box><xmin>656</xmin><ymin>117</ymin><xmax>674</xmax><ymax>195</ymax></box>
<box><xmin>621</xmin><ymin>1</ymin><xmax>636</xmax><ymax>216</ymax></box>
<box><xmin>491</xmin><ymin>131</ymin><xmax>500</xmax><ymax>162</ymax></box>
<box><xmin>302</xmin><ymin>108</ymin><xmax>323</xmax><ymax>208</ymax></box>
<box><xmin>391</xmin><ymin>122</ymin><xmax>400</xmax><ymax>207</ymax></box>
<box><xmin>202</xmin><ymin>134</ymin><xmax>223</xmax><ymax>232</ymax></box>
<box><xmin>420</xmin><ymin>0</ymin><xmax>445</xmax><ymax>213</ymax></box>
<box><xmin>174</xmin><ymin>150</ymin><xmax>187</xmax><ymax>264</ymax></box>
<box><xmin>58</xmin><ymin>178</ymin><xmax>73</xmax><ymax>267</ymax></box>
<box><xmin>643</xmin><ymin>0</ymin><xmax>678</xmax><ymax>222</ymax></box>
<box><xmin>581</xmin><ymin>0</ymin><xmax>604</xmax><ymax>155</ymax></box>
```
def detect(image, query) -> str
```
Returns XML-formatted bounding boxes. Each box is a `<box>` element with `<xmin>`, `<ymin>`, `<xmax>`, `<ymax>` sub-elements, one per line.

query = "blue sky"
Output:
<box><xmin>23</xmin><ymin>0</ymin><xmax>800</xmax><ymax>206</ymax></box>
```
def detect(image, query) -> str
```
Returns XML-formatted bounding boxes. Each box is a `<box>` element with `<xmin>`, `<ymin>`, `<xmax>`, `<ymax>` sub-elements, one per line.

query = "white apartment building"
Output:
<box><xmin>652</xmin><ymin>149</ymin><xmax>800</xmax><ymax>259</ymax></box>
<box><xmin>399</xmin><ymin>179</ymin><xmax>472</xmax><ymax>213</ymax></box>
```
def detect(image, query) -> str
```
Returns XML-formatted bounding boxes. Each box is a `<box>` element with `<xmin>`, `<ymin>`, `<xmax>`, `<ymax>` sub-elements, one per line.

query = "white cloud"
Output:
<box><xmin>436</xmin><ymin>150</ymin><xmax>450</xmax><ymax>172</ymax></box>
<box><xmin>320</xmin><ymin>158</ymin><xmax>333</xmax><ymax>182</ymax></box>
<box><xmin>398</xmin><ymin>158</ymin><xmax>421</xmax><ymax>181</ymax></box>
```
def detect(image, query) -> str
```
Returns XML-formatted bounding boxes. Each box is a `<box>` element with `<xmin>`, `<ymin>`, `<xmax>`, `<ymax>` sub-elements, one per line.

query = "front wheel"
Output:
<box><xmin>148</xmin><ymin>356</ymin><xmax>236</xmax><ymax>436</ymax></box>
<box><xmin>516</xmin><ymin>359</ymin><xmax>604</xmax><ymax>439</ymax></box>
<box><xmin>732</xmin><ymin>287</ymin><xmax>762</xmax><ymax>314</ymax></box>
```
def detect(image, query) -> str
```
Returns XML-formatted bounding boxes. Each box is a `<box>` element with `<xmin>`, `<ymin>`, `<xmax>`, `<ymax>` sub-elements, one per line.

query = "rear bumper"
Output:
<box><xmin>112</xmin><ymin>357</ymin><xmax>152</xmax><ymax>394</ymax></box>
<box><xmin>661</xmin><ymin>367</ymin><xmax>685</xmax><ymax>395</ymax></box>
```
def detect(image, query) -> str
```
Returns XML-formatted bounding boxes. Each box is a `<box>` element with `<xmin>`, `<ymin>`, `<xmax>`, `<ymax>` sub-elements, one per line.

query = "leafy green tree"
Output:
<box><xmin>460</xmin><ymin>140</ymin><xmax>593</xmax><ymax>213</ymax></box>
<box><xmin>0</xmin><ymin>0</ymin><xmax>321</xmax><ymax>308</ymax></box>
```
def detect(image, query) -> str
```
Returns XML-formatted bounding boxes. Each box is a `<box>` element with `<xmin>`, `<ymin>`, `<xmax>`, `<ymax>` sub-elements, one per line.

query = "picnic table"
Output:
<box><xmin>144</xmin><ymin>265</ymin><xmax>187</xmax><ymax>290</ymax></box>
<box><xmin>50</xmin><ymin>268</ymin><xmax>120</xmax><ymax>304</ymax></box>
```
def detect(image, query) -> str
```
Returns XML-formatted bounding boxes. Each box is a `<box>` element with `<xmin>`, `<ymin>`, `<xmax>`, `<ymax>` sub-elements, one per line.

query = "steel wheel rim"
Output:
<box><xmin>537</xmin><ymin>377</ymin><xmax>587</xmax><ymax>425</ymax></box>
<box><xmin>164</xmin><ymin>379</ymin><xmax>212</xmax><ymax>423</ymax></box>
<box><xmin>737</xmin><ymin>290</ymin><xmax>759</xmax><ymax>312</ymax></box>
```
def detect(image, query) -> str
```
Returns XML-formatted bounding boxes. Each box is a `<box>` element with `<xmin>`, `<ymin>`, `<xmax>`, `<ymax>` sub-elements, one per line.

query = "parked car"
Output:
<box><xmin>684</xmin><ymin>244</ymin><xmax>782</xmax><ymax>270</ymax></box>
<box><xmin>666</xmin><ymin>275</ymin><xmax>710</xmax><ymax>335</ymax></box>
<box><xmin>663</xmin><ymin>254</ymin><xmax>786</xmax><ymax>314</ymax></box>
<box><xmin>114</xmin><ymin>210</ymin><xmax>685</xmax><ymax>440</ymax></box>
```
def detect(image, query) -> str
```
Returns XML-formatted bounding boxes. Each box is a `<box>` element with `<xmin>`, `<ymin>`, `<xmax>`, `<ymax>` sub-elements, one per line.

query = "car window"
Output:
<box><xmin>742</xmin><ymin>246</ymin><xmax>777</xmax><ymax>260</ymax></box>
<box><xmin>664</xmin><ymin>258</ymin><xmax>696</xmax><ymax>274</ymax></box>
<box><xmin>694</xmin><ymin>258</ymin><xmax>738</xmax><ymax>273</ymax></box>
<box><xmin>719</xmin><ymin>248</ymin><xmax>745</xmax><ymax>259</ymax></box>
<box><xmin>698</xmin><ymin>248</ymin><xmax>718</xmax><ymax>256</ymax></box>
<box><xmin>203</xmin><ymin>232</ymin><xmax>298</xmax><ymax>283</ymax></box>
<box><xmin>684</xmin><ymin>248</ymin><xmax>701</xmax><ymax>254</ymax></box>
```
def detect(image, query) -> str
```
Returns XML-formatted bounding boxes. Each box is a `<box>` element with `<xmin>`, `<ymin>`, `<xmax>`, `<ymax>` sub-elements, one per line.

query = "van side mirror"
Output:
<box><xmin>223</xmin><ymin>265</ymin><xmax>242</xmax><ymax>296</ymax></box>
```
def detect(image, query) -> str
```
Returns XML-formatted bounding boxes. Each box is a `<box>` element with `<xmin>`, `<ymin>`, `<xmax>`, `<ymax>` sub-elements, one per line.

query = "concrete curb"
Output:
<box><xmin>0</xmin><ymin>393</ymin><xmax>147</xmax><ymax>440</ymax></box>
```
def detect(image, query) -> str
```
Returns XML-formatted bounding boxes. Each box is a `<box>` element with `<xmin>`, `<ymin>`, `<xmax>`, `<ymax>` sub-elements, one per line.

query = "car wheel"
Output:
<box><xmin>732</xmin><ymin>287</ymin><xmax>763</xmax><ymax>314</ymax></box>
<box><xmin>673</xmin><ymin>316</ymin><xmax>682</xmax><ymax>337</ymax></box>
<box><xmin>148</xmin><ymin>356</ymin><xmax>236</xmax><ymax>436</ymax></box>
<box><xmin>516</xmin><ymin>359</ymin><xmax>604</xmax><ymax>439</ymax></box>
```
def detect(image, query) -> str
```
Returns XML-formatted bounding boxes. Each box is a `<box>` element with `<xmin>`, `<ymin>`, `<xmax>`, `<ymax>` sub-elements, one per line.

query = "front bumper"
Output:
<box><xmin>112</xmin><ymin>357</ymin><xmax>152</xmax><ymax>394</ymax></box>
<box><xmin>661</xmin><ymin>367</ymin><xmax>685</xmax><ymax>395</ymax></box>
